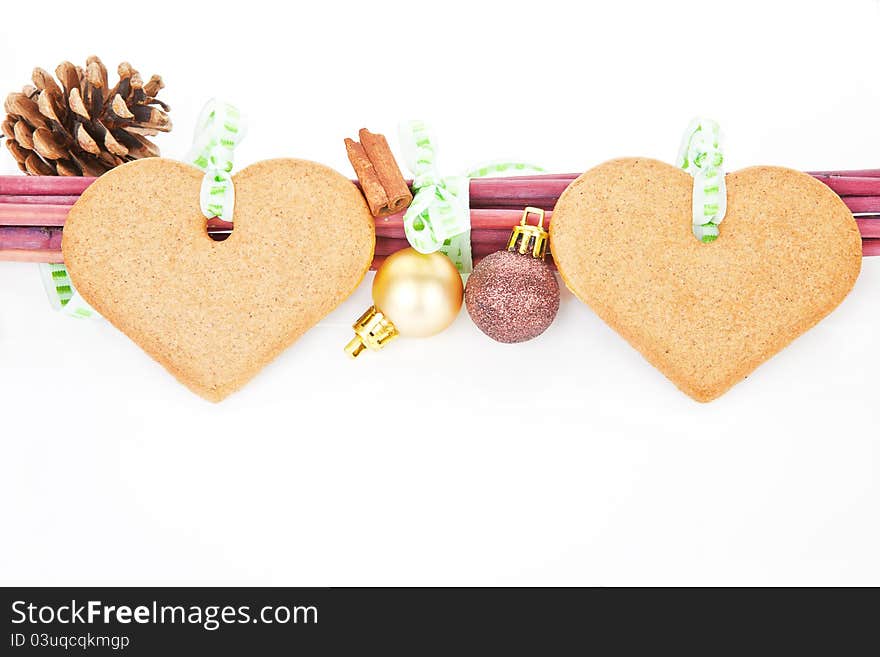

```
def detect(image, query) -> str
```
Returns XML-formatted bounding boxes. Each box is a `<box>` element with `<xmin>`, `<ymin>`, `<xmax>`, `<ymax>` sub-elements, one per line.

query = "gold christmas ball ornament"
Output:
<box><xmin>345</xmin><ymin>248</ymin><xmax>463</xmax><ymax>357</ymax></box>
<box><xmin>373</xmin><ymin>248</ymin><xmax>463</xmax><ymax>337</ymax></box>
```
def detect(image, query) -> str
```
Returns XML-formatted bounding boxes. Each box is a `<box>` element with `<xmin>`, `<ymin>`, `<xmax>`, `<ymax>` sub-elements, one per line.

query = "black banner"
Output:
<box><xmin>1</xmin><ymin>587</ymin><xmax>875</xmax><ymax>654</ymax></box>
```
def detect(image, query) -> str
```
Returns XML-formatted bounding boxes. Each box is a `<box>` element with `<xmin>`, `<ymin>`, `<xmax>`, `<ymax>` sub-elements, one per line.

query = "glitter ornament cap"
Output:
<box><xmin>507</xmin><ymin>206</ymin><xmax>550</xmax><ymax>259</ymax></box>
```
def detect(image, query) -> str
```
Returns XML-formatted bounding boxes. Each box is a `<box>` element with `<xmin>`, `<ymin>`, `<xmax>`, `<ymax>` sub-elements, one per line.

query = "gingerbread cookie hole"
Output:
<box><xmin>209</xmin><ymin>229</ymin><xmax>232</xmax><ymax>242</ymax></box>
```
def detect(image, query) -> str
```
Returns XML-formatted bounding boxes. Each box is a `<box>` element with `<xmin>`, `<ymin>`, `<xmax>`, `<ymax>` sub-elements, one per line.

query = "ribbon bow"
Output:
<box><xmin>398</xmin><ymin>120</ymin><xmax>544</xmax><ymax>272</ymax></box>
<box><xmin>677</xmin><ymin>118</ymin><xmax>726</xmax><ymax>242</ymax></box>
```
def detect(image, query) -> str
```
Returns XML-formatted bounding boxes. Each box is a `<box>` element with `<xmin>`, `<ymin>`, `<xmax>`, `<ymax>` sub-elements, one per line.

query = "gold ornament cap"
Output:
<box><xmin>507</xmin><ymin>206</ymin><xmax>549</xmax><ymax>259</ymax></box>
<box><xmin>345</xmin><ymin>305</ymin><xmax>399</xmax><ymax>358</ymax></box>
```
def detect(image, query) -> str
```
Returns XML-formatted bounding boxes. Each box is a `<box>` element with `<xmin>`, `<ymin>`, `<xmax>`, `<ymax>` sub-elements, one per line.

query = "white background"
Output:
<box><xmin>1</xmin><ymin>0</ymin><xmax>879</xmax><ymax>586</ymax></box>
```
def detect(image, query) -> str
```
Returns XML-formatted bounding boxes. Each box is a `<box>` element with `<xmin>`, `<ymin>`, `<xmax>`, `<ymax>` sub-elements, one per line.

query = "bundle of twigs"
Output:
<box><xmin>0</xmin><ymin>171</ymin><xmax>878</xmax><ymax>265</ymax></box>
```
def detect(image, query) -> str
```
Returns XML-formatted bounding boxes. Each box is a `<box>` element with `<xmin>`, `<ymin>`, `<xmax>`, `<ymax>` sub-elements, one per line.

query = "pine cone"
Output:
<box><xmin>1</xmin><ymin>56</ymin><xmax>171</xmax><ymax>176</ymax></box>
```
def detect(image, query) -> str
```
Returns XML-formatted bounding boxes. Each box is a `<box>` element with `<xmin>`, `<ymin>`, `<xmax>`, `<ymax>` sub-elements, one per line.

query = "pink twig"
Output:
<box><xmin>841</xmin><ymin>197</ymin><xmax>880</xmax><ymax>214</ymax></box>
<box><xmin>0</xmin><ymin>226</ymin><xmax>62</xmax><ymax>249</ymax></box>
<box><xmin>0</xmin><ymin>249</ymin><xmax>62</xmax><ymax>262</ymax></box>
<box><xmin>807</xmin><ymin>169</ymin><xmax>880</xmax><ymax>178</ymax></box>
<box><xmin>856</xmin><ymin>218</ymin><xmax>880</xmax><ymax>238</ymax></box>
<box><xmin>0</xmin><ymin>195</ymin><xmax>80</xmax><ymax>205</ymax></box>
<box><xmin>0</xmin><ymin>204</ymin><xmax>71</xmax><ymax>226</ymax></box>
<box><xmin>0</xmin><ymin>176</ymin><xmax>96</xmax><ymax>195</ymax></box>
<box><xmin>375</xmin><ymin>209</ymin><xmax>554</xmax><ymax>238</ymax></box>
<box><xmin>4</xmin><ymin>168</ymin><xmax>880</xmax><ymax>198</ymax></box>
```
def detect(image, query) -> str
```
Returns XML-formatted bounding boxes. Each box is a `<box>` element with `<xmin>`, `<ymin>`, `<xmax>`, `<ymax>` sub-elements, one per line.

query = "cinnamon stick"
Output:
<box><xmin>344</xmin><ymin>129</ymin><xmax>412</xmax><ymax>217</ymax></box>
<box><xmin>344</xmin><ymin>139</ymin><xmax>385</xmax><ymax>214</ymax></box>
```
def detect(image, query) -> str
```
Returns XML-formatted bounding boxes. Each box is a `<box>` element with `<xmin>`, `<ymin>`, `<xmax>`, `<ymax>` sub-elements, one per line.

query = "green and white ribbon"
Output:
<box><xmin>398</xmin><ymin>121</ymin><xmax>471</xmax><ymax>269</ymax></box>
<box><xmin>676</xmin><ymin>118</ymin><xmax>726</xmax><ymax>242</ymax></box>
<box><xmin>464</xmin><ymin>161</ymin><xmax>546</xmax><ymax>179</ymax></box>
<box><xmin>185</xmin><ymin>99</ymin><xmax>247</xmax><ymax>222</ymax></box>
<box><xmin>39</xmin><ymin>263</ymin><xmax>99</xmax><ymax>319</ymax></box>
<box><xmin>398</xmin><ymin>120</ymin><xmax>544</xmax><ymax>272</ymax></box>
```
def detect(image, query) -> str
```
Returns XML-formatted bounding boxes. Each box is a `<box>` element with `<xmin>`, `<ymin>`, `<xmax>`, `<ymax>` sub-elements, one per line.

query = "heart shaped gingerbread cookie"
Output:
<box><xmin>63</xmin><ymin>157</ymin><xmax>374</xmax><ymax>401</ymax></box>
<box><xmin>550</xmin><ymin>158</ymin><xmax>862</xmax><ymax>402</ymax></box>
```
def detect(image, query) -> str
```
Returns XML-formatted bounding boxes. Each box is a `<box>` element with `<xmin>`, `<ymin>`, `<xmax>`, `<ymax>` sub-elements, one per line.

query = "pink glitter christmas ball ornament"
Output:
<box><xmin>465</xmin><ymin>250</ymin><xmax>559</xmax><ymax>343</ymax></box>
